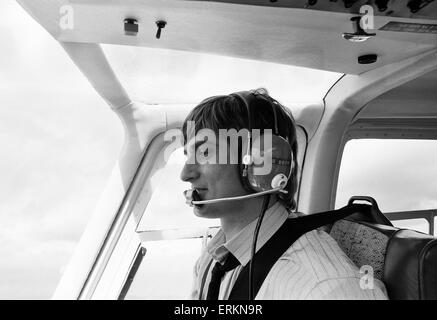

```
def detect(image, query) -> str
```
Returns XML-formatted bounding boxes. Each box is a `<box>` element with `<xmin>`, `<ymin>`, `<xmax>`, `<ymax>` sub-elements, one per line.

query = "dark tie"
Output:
<box><xmin>206</xmin><ymin>253</ymin><xmax>240</xmax><ymax>300</ymax></box>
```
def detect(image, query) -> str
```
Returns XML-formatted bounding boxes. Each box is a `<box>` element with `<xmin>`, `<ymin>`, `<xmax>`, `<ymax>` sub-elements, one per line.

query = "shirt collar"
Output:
<box><xmin>207</xmin><ymin>201</ymin><xmax>290</xmax><ymax>266</ymax></box>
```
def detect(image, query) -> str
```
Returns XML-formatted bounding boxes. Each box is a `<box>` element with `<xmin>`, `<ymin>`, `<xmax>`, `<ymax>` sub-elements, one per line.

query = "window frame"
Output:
<box><xmin>81</xmin><ymin>133</ymin><xmax>169</xmax><ymax>299</ymax></box>
<box><xmin>85</xmin><ymin>125</ymin><xmax>308</xmax><ymax>299</ymax></box>
<box><xmin>332</xmin><ymin>120</ymin><xmax>437</xmax><ymax>234</ymax></box>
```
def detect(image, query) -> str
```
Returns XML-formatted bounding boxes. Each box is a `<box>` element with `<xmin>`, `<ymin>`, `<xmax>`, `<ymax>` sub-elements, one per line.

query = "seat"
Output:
<box><xmin>328</xmin><ymin>196</ymin><xmax>437</xmax><ymax>300</ymax></box>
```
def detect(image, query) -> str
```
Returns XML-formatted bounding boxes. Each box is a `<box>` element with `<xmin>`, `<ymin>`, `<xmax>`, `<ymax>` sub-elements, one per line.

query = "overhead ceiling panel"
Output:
<box><xmin>17</xmin><ymin>0</ymin><xmax>437</xmax><ymax>74</ymax></box>
<box><xmin>356</xmin><ymin>68</ymin><xmax>437</xmax><ymax>119</ymax></box>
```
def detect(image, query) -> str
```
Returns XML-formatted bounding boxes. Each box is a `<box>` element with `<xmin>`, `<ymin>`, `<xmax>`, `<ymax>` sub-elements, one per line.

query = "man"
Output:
<box><xmin>180</xmin><ymin>89</ymin><xmax>388</xmax><ymax>300</ymax></box>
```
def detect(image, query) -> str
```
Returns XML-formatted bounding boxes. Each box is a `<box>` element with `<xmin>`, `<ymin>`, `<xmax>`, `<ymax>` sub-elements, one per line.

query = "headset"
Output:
<box><xmin>184</xmin><ymin>90</ymin><xmax>294</xmax><ymax>206</ymax></box>
<box><xmin>183</xmin><ymin>89</ymin><xmax>296</xmax><ymax>300</ymax></box>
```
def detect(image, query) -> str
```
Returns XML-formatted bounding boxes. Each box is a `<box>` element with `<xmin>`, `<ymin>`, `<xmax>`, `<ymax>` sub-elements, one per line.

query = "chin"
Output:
<box><xmin>193</xmin><ymin>204</ymin><xmax>221</xmax><ymax>219</ymax></box>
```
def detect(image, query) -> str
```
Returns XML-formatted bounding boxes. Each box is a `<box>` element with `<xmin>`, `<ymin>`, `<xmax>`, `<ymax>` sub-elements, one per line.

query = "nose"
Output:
<box><xmin>180</xmin><ymin>161</ymin><xmax>200</xmax><ymax>182</ymax></box>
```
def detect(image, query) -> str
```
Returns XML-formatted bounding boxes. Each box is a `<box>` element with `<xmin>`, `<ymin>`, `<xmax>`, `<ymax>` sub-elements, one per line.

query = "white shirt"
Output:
<box><xmin>190</xmin><ymin>201</ymin><xmax>388</xmax><ymax>300</ymax></box>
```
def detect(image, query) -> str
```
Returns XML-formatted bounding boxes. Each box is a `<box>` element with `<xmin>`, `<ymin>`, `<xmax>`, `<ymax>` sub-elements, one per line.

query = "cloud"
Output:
<box><xmin>102</xmin><ymin>43</ymin><xmax>341</xmax><ymax>104</ymax></box>
<box><xmin>125</xmin><ymin>238</ymin><xmax>201</xmax><ymax>299</ymax></box>
<box><xmin>0</xmin><ymin>0</ymin><xmax>124</xmax><ymax>299</ymax></box>
<box><xmin>336</xmin><ymin>139</ymin><xmax>437</xmax><ymax>213</ymax></box>
<box><xmin>0</xmin><ymin>235</ymin><xmax>76</xmax><ymax>299</ymax></box>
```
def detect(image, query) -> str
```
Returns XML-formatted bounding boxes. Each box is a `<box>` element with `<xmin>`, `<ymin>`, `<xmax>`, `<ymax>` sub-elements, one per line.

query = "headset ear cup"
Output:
<box><xmin>246</xmin><ymin>134</ymin><xmax>292</xmax><ymax>192</ymax></box>
<box><xmin>232</xmin><ymin>90</ymin><xmax>294</xmax><ymax>194</ymax></box>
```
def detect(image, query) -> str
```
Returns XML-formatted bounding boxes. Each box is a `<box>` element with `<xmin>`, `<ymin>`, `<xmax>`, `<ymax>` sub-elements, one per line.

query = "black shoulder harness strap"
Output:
<box><xmin>227</xmin><ymin>204</ymin><xmax>363</xmax><ymax>300</ymax></box>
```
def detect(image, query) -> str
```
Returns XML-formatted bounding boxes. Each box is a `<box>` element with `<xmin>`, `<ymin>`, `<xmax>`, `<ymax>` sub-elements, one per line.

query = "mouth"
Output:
<box><xmin>184</xmin><ymin>188</ymin><xmax>208</xmax><ymax>206</ymax></box>
<box><xmin>193</xmin><ymin>187</ymin><xmax>208</xmax><ymax>195</ymax></box>
<box><xmin>192</xmin><ymin>188</ymin><xmax>207</xmax><ymax>203</ymax></box>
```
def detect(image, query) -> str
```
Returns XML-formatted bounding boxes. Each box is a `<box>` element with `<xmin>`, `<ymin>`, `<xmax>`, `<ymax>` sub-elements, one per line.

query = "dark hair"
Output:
<box><xmin>182</xmin><ymin>88</ymin><xmax>299</xmax><ymax>211</ymax></box>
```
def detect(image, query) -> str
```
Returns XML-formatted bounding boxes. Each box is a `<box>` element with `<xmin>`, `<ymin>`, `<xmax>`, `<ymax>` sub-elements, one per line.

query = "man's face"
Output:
<box><xmin>180</xmin><ymin>136</ymin><xmax>249</xmax><ymax>219</ymax></box>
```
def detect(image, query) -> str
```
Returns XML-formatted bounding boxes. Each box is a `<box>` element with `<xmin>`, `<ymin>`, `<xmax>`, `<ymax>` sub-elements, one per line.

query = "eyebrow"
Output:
<box><xmin>183</xmin><ymin>140</ymin><xmax>205</xmax><ymax>156</ymax></box>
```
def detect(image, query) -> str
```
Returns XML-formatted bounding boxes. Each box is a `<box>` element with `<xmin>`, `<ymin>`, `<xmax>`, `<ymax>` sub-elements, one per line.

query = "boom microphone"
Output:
<box><xmin>184</xmin><ymin>187</ymin><xmax>287</xmax><ymax>207</ymax></box>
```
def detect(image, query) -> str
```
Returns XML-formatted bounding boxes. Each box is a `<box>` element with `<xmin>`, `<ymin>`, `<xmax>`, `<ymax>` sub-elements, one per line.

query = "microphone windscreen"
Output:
<box><xmin>184</xmin><ymin>189</ymin><xmax>201</xmax><ymax>206</ymax></box>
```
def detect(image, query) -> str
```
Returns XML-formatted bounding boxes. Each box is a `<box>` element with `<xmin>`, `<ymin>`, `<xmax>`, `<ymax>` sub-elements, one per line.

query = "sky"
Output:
<box><xmin>1</xmin><ymin>0</ymin><xmax>436</xmax><ymax>300</ymax></box>
<box><xmin>0</xmin><ymin>0</ymin><xmax>124</xmax><ymax>298</ymax></box>
<box><xmin>336</xmin><ymin>139</ymin><xmax>437</xmax><ymax>213</ymax></box>
<box><xmin>102</xmin><ymin>44</ymin><xmax>341</xmax><ymax>105</ymax></box>
<box><xmin>336</xmin><ymin>139</ymin><xmax>437</xmax><ymax>234</ymax></box>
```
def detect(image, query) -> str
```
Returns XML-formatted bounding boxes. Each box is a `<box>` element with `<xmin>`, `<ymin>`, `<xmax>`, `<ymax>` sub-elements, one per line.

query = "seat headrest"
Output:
<box><xmin>384</xmin><ymin>229</ymin><xmax>437</xmax><ymax>300</ymax></box>
<box><xmin>331</xmin><ymin>219</ymin><xmax>437</xmax><ymax>300</ymax></box>
<box><xmin>330</xmin><ymin>219</ymin><xmax>396</xmax><ymax>280</ymax></box>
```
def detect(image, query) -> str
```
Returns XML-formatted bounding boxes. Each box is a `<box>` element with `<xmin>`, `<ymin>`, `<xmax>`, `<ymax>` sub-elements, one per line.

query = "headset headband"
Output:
<box><xmin>231</xmin><ymin>91</ymin><xmax>280</xmax><ymax>137</ymax></box>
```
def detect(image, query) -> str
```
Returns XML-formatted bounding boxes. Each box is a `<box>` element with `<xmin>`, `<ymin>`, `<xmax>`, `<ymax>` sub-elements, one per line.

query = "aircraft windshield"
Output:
<box><xmin>101</xmin><ymin>44</ymin><xmax>342</xmax><ymax>105</ymax></box>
